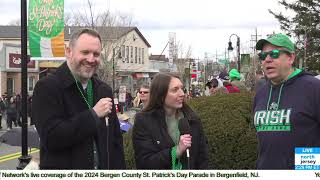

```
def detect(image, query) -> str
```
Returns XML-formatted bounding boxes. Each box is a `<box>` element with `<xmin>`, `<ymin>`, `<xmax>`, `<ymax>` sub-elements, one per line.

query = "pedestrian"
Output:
<box><xmin>253</xmin><ymin>33</ymin><xmax>320</xmax><ymax>169</ymax></box>
<box><xmin>6</xmin><ymin>96</ymin><xmax>17</xmax><ymax>130</ymax></box>
<box><xmin>32</xmin><ymin>28</ymin><xmax>125</xmax><ymax>169</ymax></box>
<box><xmin>0</xmin><ymin>95</ymin><xmax>7</xmax><ymax>129</ymax></box>
<box><xmin>27</xmin><ymin>95</ymin><xmax>34</xmax><ymax>126</ymax></box>
<box><xmin>218</xmin><ymin>71</ymin><xmax>240</xmax><ymax>93</ymax></box>
<box><xmin>15</xmin><ymin>94</ymin><xmax>22</xmax><ymax>126</ymax></box>
<box><xmin>137</xmin><ymin>84</ymin><xmax>150</xmax><ymax>109</ymax></box>
<box><xmin>132</xmin><ymin>72</ymin><xmax>208</xmax><ymax>169</ymax></box>
<box><xmin>207</xmin><ymin>78</ymin><xmax>228</xmax><ymax>96</ymax></box>
<box><xmin>229</xmin><ymin>69</ymin><xmax>247</xmax><ymax>92</ymax></box>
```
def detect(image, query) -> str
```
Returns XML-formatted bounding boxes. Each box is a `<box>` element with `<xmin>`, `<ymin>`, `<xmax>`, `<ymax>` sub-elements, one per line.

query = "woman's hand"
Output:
<box><xmin>176</xmin><ymin>134</ymin><xmax>192</xmax><ymax>157</ymax></box>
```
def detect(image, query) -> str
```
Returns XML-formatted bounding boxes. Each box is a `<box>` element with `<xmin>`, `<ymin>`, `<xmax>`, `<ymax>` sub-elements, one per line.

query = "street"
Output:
<box><xmin>0</xmin><ymin>117</ymin><xmax>39</xmax><ymax>169</ymax></box>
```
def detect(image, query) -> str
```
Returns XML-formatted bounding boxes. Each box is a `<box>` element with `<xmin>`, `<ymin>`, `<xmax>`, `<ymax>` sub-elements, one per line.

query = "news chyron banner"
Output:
<box><xmin>28</xmin><ymin>0</ymin><xmax>65</xmax><ymax>60</ymax></box>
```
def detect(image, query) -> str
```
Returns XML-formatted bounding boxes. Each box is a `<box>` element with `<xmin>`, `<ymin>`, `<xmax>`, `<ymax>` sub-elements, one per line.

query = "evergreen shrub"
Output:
<box><xmin>123</xmin><ymin>93</ymin><xmax>257</xmax><ymax>169</ymax></box>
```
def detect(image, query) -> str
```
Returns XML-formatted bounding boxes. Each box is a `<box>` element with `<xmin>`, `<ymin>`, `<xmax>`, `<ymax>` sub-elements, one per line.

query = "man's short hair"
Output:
<box><xmin>69</xmin><ymin>28</ymin><xmax>102</xmax><ymax>48</ymax></box>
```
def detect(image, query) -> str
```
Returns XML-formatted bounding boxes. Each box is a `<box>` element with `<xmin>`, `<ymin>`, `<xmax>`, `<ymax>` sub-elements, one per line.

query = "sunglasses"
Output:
<box><xmin>258</xmin><ymin>49</ymin><xmax>291</xmax><ymax>61</ymax></box>
<box><xmin>139</xmin><ymin>91</ymin><xmax>149</xmax><ymax>94</ymax></box>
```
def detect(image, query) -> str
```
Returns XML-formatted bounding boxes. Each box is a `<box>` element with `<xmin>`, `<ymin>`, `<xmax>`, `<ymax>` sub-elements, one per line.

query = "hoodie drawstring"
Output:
<box><xmin>266</xmin><ymin>68</ymin><xmax>302</xmax><ymax>111</ymax></box>
<box><xmin>266</xmin><ymin>84</ymin><xmax>284</xmax><ymax>111</ymax></box>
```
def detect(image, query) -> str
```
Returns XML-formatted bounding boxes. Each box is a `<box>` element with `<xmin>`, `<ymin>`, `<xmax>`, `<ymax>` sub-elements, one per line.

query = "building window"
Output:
<box><xmin>121</xmin><ymin>45</ymin><xmax>125</xmax><ymax>61</ymax></box>
<box><xmin>28</xmin><ymin>76</ymin><xmax>35</xmax><ymax>92</ymax></box>
<box><xmin>135</xmin><ymin>47</ymin><xmax>137</xmax><ymax>63</ymax></box>
<box><xmin>126</xmin><ymin>46</ymin><xmax>129</xmax><ymax>63</ymax></box>
<box><xmin>7</xmin><ymin>77</ymin><xmax>14</xmax><ymax>96</ymax></box>
<box><xmin>130</xmin><ymin>46</ymin><xmax>133</xmax><ymax>63</ymax></box>
<box><xmin>142</xmin><ymin>48</ymin><xmax>144</xmax><ymax>64</ymax></box>
<box><xmin>138</xmin><ymin>48</ymin><xmax>141</xmax><ymax>64</ymax></box>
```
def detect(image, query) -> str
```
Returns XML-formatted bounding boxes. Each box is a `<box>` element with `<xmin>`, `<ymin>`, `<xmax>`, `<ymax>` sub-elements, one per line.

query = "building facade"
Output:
<box><xmin>0</xmin><ymin>26</ymin><xmax>152</xmax><ymax>95</ymax></box>
<box><xmin>0</xmin><ymin>43</ymin><xmax>39</xmax><ymax>96</ymax></box>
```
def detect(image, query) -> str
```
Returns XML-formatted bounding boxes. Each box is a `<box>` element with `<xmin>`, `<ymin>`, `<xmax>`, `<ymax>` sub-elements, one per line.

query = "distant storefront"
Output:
<box><xmin>0</xmin><ymin>44</ymin><xmax>39</xmax><ymax>96</ymax></box>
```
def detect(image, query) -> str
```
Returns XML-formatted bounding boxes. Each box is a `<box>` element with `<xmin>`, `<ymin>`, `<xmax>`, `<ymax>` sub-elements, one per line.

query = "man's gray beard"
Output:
<box><xmin>67</xmin><ymin>61</ymin><xmax>95</xmax><ymax>83</ymax></box>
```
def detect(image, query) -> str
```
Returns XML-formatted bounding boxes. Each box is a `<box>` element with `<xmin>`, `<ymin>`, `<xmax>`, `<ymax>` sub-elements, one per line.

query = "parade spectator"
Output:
<box><xmin>133</xmin><ymin>72</ymin><xmax>208</xmax><ymax>169</ymax></box>
<box><xmin>6</xmin><ymin>96</ymin><xmax>17</xmax><ymax>130</ymax></box>
<box><xmin>15</xmin><ymin>94</ymin><xmax>22</xmax><ymax>126</ymax></box>
<box><xmin>208</xmin><ymin>78</ymin><xmax>228</xmax><ymax>96</ymax></box>
<box><xmin>0</xmin><ymin>95</ymin><xmax>7</xmax><ymax>129</ymax></box>
<box><xmin>254</xmin><ymin>33</ymin><xmax>320</xmax><ymax>169</ymax></box>
<box><xmin>27</xmin><ymin>95</ymin><xmax>34</xmax><ymax>126</ymax></box>
<box><xmin>133</xmin><ymin>85</ymin><xmax>150</xmax><ymax>110</ymax></box>
<box><xmin>229</xmin><ymin>69</ymin><xmax>247</xmax><ymax>92</ymax></box>
<box><xmin>137</xmin><ymin>84</ymin><xmax>150</xmax><ymax>109</ymax></box>
<box><xmin>218</xmin><ymin>71</ymin><xmax>240</xmax><ymax>93</ymax></box>
<box><xmin>32</xmin><ymin>28</ymin><xmax>125</xmax><ymax>169</ymax></box>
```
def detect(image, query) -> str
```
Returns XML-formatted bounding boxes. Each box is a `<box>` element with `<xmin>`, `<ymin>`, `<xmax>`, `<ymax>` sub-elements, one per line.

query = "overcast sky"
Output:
<box><xmin>0</xmin><ymin>0</ymin><xmax>294</xmax><ymax>59</ymax></box>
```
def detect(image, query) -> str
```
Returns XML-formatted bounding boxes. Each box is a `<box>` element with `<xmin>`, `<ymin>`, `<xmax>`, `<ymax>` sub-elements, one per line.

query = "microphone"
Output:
<box><xmin>179</xmin><ymin>118</ymin><xmax>191</xmax><ymax>169</ymax></box>
<box><xmin>97</xmin><ymin>85</ymin><xmax>111</xmax><ymax>127</ymax></box>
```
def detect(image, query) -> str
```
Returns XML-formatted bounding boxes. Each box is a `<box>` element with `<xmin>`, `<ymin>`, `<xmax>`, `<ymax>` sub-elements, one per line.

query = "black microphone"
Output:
<box><xmin>179</xmin><ymin>118</ymin><xmax>191</xmax><ymax>169</ymax></box>
<box><xmin>97</xmin><ymin>85</ymin><xmax>112</xmax><ymax>126</ymax></box>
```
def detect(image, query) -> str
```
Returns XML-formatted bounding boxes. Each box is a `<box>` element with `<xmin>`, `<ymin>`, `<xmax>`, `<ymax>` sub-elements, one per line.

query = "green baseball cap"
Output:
<box><xmin>229</xmin><ymin>69</ymin><xmax>240</xmax><ymax>81</ymax></box>
<box><xmin>256</xmin><ymin>33</ymin><xmax>295</xmax><ymax>52</ymax></box>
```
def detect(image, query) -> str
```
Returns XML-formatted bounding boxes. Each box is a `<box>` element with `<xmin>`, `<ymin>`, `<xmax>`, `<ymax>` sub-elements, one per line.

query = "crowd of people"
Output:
<box><xmin>0</xmin><ymin>94</ymin><xmax>33</xmax><ymax>130</ymax></box>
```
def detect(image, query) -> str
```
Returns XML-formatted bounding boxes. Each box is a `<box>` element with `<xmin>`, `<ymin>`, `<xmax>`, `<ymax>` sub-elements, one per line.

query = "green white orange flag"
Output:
<box><xmin>28</xmin><ymin>0</ymin><xmax>65</xmax><ymax>60</ymax></box>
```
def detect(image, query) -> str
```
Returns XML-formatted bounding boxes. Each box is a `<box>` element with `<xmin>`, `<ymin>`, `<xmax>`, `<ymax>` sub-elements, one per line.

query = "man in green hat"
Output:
<box><xmin>229</xmin><ymin>68</ymin><xmax>247</xmax><ymax>92</ymax></box>
<box><xmin>253</xmin><ymin>33</ymin><xmax>320</xmax><ymax>169</ymax></box>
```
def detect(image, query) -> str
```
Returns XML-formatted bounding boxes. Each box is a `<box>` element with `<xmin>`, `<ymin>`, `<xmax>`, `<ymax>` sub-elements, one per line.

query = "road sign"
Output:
<box><xmin>119</xmin><ymin>86</ymin><xmax>126</xmax><ymax>103</ymax></box>
<box><xmin>218</xmin><ymin>58</ymin><xmax>230</xmax><ymax>64</ymax></box>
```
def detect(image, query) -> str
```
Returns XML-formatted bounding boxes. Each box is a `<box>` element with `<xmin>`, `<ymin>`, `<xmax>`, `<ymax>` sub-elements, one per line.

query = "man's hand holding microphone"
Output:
<box><xmin>93</xmin><ymin>97</ymin><xmax>113</xmax><ymax>126</ymax></box>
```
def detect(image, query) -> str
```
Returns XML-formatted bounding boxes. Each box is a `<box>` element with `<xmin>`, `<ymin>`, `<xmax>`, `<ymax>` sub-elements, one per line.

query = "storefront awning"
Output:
<box><xmin>39</xmin><ymin>61</ymin><xmax>64</xmax><ymax>68</ymax></box>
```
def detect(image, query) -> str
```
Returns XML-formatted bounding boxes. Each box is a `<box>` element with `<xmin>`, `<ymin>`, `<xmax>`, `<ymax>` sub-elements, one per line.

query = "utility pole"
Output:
<box><xmin>204</xmin><ymin>53</ymin><xmax>208</xmax><ymax>82</ymax></box>
<box><xmin>17</xmin><ymin>0</ymin><xmax>31</xmax><ymax>169</ymax></box>
<box><xmin>188</xmin><ymin>58</ymin><xmax>191</xmax><ymax>94</ymax></box>
<box><xmin>112</xmin><ymin>48</ymin><xmax>115</xmax><ymax>91</ymax></box>
<box><xmin>251</xmin><ymin>28</ymin><xmax>261</xmax><ymax>72</ymax></box>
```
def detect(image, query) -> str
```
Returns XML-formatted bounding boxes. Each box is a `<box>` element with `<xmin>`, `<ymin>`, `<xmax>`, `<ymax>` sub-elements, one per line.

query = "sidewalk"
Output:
<box><xmin>0</xmin><ymin>116</ymin><xmax>39</xmax><ymax>170</ymax></box>
<box><xmin>0</xmin><ymin>143</ymin><xmax>39</xmax><ymax>170</ymax></box>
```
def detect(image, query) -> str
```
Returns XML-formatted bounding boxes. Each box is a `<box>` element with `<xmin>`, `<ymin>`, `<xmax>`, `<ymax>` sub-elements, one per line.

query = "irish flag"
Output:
<box><xmin>28</xmin><ymin>0</ymin><xmax>65</xmax><ymax>60</ymax></box>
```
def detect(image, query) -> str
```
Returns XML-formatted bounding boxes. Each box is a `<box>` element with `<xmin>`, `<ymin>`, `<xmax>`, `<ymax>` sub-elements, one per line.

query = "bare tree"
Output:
<box><xmin>65</xmin><ymin>0</ymin><xmax>135</xmax><ymax>86</ymax></box>
<box><xmin>173</xmin><ymin>41</ymin><xmax>193</xmax><ymax>88</ymax></box>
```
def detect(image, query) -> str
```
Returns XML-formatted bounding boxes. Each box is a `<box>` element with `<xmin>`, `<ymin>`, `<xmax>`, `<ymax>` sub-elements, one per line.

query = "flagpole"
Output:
<box><xmin>17</xmin><ymin>0</ymin><xmax>32</xmax><ymax>169</ymax></box>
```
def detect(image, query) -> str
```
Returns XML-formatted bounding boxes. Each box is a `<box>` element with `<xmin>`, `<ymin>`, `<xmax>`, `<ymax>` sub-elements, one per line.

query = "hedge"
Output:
<box><xmin>123</xmin><ymin>92</ymin><xmax>257</xmax><ymax>169</ymax></box>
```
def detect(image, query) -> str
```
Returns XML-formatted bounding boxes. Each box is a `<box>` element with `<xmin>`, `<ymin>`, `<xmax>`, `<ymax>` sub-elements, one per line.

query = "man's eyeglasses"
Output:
<box><xmin>139</xmin><ymin>91</ymin><xmax>149</xmax><ymax>94</ymax></box>
<box><xmin>258</xmin><ymin>49</ymin><xmax>291</xmax><ymax>61</ymax></box>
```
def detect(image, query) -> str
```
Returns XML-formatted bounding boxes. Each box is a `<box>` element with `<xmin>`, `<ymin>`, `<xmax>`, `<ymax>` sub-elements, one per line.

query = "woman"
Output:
<box><xmin>132</xmin><ymin>72</ymin><xmax>208</xmax><ymax>169</ymax></box>
<box><xmin>133</xmin><ymin>84</ymin><xmax>150</xmax><ymax>109</ymax></box>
